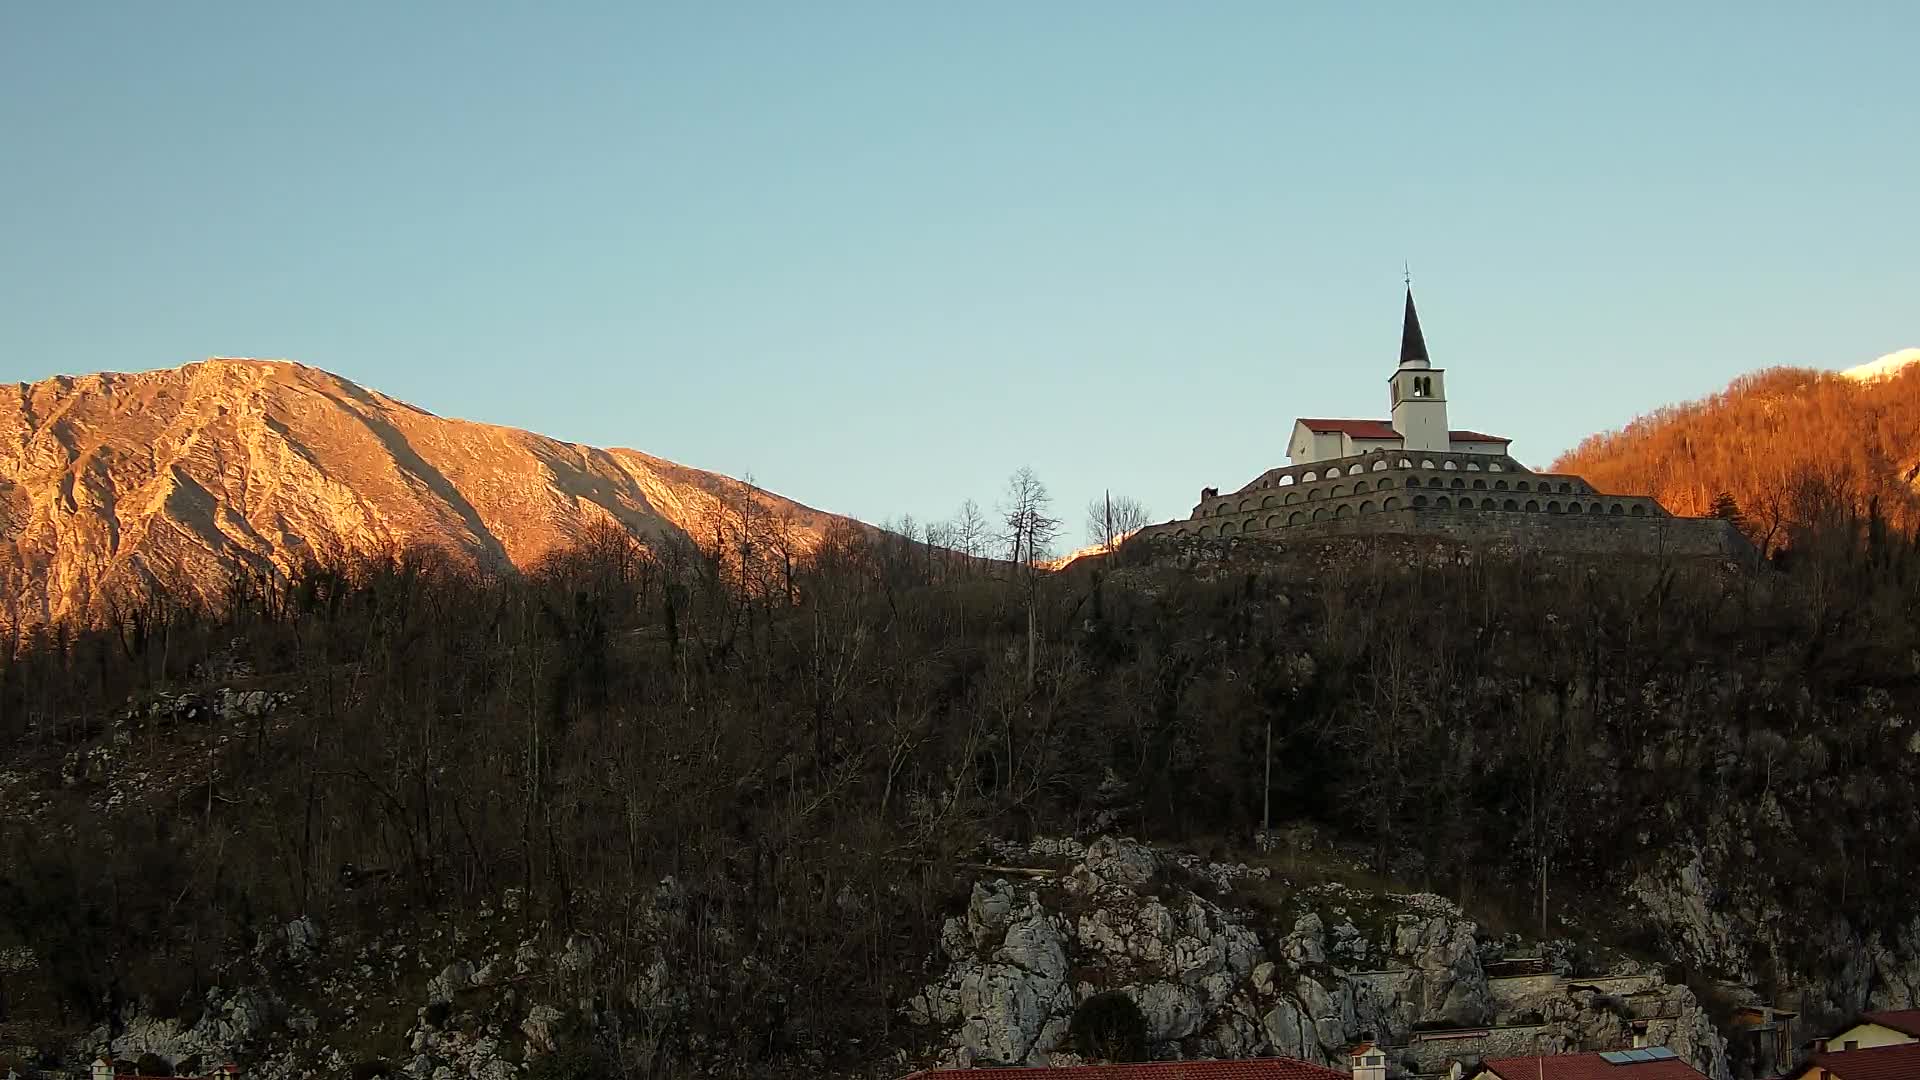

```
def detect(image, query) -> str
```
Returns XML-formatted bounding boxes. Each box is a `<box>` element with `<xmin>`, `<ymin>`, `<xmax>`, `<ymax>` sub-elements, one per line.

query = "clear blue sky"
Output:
<box><xmin>4</xmin><ymin>4</ymin><xmax>1915</xmax><ymax>540</ymax></box>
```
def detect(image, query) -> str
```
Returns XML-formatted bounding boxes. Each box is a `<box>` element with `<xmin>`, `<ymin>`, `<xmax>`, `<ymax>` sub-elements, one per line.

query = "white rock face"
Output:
<box><xmin>1126</xmin><ymin>982</ymin><xmax>1204</xmax><ymax>1042</ymax></box>
<box><xmin>909</xmin><ymin>880</ymin><xmax>1075</xmax><ymax>1065</ymax></box>
<box><xmin>521</xmin><ymin>1005</ymin><xmax>566</xmax><ymax>1053</ymax></box>
<box><xmin>1631</xmin><ymin>853</ymin><xmax>1749</xmax><ymax>980</ymax></box>
<box><xmin>1079</xmin><ymin>836</ymin><xmax>1161</xmax><ymax>890</ymax></box>
<box><xmin>907</xmin><ymin>836</ymin><xmax>1742</xmax><ymax>1077</ymax></box>
<box><xmin>106</xmin><ymin>986</ymin><xmax>281</xmax><ymax>1065</ymax></box>
<box><xmin>254</xmin><ymin>916</ymin><xmax>320</xmax><ymax>965</ymax></box>
<box><xmin>426</xmin><ymin>961</ymin><xmax>474</xmax><ymax>1006</ymax></box>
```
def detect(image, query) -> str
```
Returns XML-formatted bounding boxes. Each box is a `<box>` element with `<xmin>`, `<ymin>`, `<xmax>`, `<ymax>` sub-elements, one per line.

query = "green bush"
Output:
<box><xmin>1070</xmin><ymin>992</ymin><xmax>1149</xmax><ymax>1063</ymax></box>
<box><xmin>134</xmin><ymin>1054</ymin><xmax>171</xmax><ymax>1077</ymax></box>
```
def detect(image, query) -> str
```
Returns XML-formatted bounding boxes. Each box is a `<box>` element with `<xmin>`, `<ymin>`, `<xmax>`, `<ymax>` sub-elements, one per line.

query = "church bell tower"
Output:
<box><xmin>1389</xmin><ymin>286</ymin><xmax>1450</xmax><ymax>452</ymax></box>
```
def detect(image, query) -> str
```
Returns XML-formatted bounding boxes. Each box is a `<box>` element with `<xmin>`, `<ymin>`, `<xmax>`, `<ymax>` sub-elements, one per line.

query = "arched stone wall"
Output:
<box><xmin>1163</xmin><ymin>452</ymin><xmax>1664</xmax><ymax>541</ymax></box>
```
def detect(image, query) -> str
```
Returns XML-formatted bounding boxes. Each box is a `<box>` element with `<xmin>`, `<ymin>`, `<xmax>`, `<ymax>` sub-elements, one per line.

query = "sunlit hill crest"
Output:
<box><xmin>1554</xmin><ymin>348</ymin><xmax>1920</xmax><ymax>546</ymax></box>
<box><xmin>0</xmin><ymin>358</ymin><xmax>857</xmax><ymax>624</ymax></box>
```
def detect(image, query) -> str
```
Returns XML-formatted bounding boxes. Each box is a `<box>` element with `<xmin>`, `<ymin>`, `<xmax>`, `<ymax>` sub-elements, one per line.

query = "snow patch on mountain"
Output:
<box><xmin>1842</xmin><ymin>348</ymin><xmax>1920</xmax><ymax>382</ymax></box>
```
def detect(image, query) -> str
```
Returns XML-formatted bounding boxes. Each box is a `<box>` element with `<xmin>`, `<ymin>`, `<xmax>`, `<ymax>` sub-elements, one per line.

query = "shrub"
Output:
<box><xmin>527</xmin><ymin>1042</ymin><xmax>617</xmax><ymax>1080</ymax></box>
<box><xmin>134</xmin><ymin>1054</ymin><xmax>171</xmax><ymax>1077</ymax></box>
<box><xmin>349</xmin><ymin>1060</ymin><xmax>392</xmax><ymax>1080</ymax></box>
<box><xmin>1069</xmin><ymin>992</ymin><xmax>1149</xmax><ymax>1063</ymax></box>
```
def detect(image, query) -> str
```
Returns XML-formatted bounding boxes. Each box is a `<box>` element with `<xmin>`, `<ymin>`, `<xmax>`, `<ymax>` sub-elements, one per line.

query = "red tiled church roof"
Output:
<box><xmin>1796</xmin><ymin>1041</ymin><xmax>1920</xmax><ymax>1080</ymax></box>
<box><xmin>901</xmin><ymin>1059</ymin><xmax>1348</xmax><ymax>1080</ymax></box>
<box><xmin>1295</xmin><ymin>419</ymin><xmax>1510</xmax><ymax>444</ymax></box>
<box><xmin>1862</xmin><ymin>1008</ymin><xmax>1920</xmax><ymax>1036</ymax></box>
<box><xmin>1298</xmin><ymin>418</ymin><xmax>1400</xmax><ymax>438</ymax></box>
<box><xmin>1481</xmin><ymin>1051</ymin><xmax>1707</xmax><ymax>1080</ymax></box>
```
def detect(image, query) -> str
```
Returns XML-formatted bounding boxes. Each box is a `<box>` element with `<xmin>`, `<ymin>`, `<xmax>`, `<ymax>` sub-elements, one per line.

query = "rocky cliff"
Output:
<box><xmin>908</xmin><ymin>837</ymin><xmax>1732</xmax><ymax>1079</ymax></box>
<box><xmin>15</xmin><ymin>833</ymin><xmax>1778</xmax><ymax>1080</ymax></box>
<box><xmin>0</xmin><ymin>358</ymin><xmax>856</xmax><ymax>622</ymax></box>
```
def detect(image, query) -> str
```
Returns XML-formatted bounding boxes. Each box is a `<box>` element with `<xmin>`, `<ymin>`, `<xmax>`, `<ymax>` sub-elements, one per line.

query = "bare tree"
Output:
<box><xmin>998</xmin><ymin>468</ymin><xmax>1060</xmax><ymax>690</ymax></box>
<box><xmin>1083</xmin><ymin>492</ymin><xmax>1151</xmax><ymax>552</ymax></box>
<box><xmin>999</xmin><ymin>467</ymin><xmax>1061</xmax><ymax>570</ymax></box>
<box><xmin>953</xmin><ymin>499</ymin><xmax>989</xmax><ymax>561</ymax></box>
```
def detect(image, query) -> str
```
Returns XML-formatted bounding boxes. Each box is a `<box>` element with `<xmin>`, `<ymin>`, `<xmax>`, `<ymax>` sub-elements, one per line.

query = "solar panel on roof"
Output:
<box><xmin>1624</xmin><ymin>1049</ymin><xmax>1656</xmax><ymax>1062</ymax></box>
<box><xmin>1645</xmin><ymin>1047</ymin><xmax>1677</xmax><ymax>1060</ymax></box>
<box><xmin>1599</xmin><ymin>1051</ymin><xmax>1634</xmax><ymax>1064</ymax></box>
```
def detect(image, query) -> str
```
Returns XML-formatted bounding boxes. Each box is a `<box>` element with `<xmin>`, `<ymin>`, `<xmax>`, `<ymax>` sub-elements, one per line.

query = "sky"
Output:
<box><xmin>3</xmin><ymin>3</ymin><xmax>1916</xmax><ymax>542</ymax></box>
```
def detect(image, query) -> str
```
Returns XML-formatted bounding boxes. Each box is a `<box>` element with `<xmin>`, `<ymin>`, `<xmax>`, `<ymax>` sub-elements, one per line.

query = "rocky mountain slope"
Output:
<box><xmin>0</xmin><ymin>359</ymin><xmax>856</xmax><ymax>622</ymax></box>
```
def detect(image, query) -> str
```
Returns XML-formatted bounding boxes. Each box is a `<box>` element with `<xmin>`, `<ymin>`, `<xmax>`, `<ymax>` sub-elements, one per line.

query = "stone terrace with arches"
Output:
<box><xmin>1137</xmin><ymin>447</ymin><xmax>1671</xmax><ymax>543</ymax></box>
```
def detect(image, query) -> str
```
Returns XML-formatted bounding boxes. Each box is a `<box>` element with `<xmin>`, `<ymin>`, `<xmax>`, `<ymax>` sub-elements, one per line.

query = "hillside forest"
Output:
<box><xmin>0</xmin><ymin>452</ymin><xmax>1917</xmax><ymax>1076</ymax></box>
<box><xmin>1555</xmin><ymin>363</ymin><xmax>1920</xmax><ymax>548</ymax></box>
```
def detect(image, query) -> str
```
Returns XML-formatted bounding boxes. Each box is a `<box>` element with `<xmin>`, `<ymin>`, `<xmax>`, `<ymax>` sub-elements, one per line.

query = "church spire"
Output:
<box><xmin>1399</xmin><ymin>286</ymin><xmax>1430</xmax><ymax>368</ymax></box>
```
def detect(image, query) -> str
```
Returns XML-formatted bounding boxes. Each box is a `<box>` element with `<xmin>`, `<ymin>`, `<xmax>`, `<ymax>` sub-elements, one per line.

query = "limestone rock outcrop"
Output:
<box><xmin>907</xmin><ymin>837</ymin><xmax>1737</xmax><ymax>1078</ymax></box>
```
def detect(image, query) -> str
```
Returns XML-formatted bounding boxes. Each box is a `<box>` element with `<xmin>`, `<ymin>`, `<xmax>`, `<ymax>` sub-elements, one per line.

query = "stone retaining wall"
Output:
<box><xmin>1138</xmin><ymin>507</ymin><xmax>1751</xmax><ymax>560</ymax></box>
<box><xmin>1294</xmin><ymin>507</ymin><xmax>1748</xmax><ymax>557</ymax></box>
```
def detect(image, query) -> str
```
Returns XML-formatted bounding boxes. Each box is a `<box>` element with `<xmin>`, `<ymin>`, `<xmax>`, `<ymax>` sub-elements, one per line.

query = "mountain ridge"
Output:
<box><xmin>0</xmin><ymin>358</ymin><xmax>857</xmax><ymax>623</ymax></box>
<box><xmin>1553</xmin><ymin>351</ymin><xmax>1920</xmax><ymax>541</ymax></box>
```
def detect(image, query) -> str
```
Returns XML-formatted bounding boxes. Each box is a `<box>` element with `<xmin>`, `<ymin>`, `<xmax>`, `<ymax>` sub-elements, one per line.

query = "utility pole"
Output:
<box><xmin>1262</xmin><ymin>716</ymin><xmax>1273</xmax><ymax>839</ymax></box>
<box><xmin>1539</xmin><ymin>852</ymin><xmax>1549</xmax><ymax>942</ymax></box>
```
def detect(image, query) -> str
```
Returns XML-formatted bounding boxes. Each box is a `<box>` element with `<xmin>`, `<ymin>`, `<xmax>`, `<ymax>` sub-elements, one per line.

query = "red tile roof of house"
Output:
<box><xmin>1448</xmin><ymin>429</ymin><xmax>1512</xmax><ymax>443</ymax></box>
<box><xmin>1795</xmin><ymin>1041</ymin><xmax>1920</xmax><ymax>1080</ymax></box>
<box><xmin>900</xmin><ymin>1059</ymin><xmax>1349</xmax><ymax>1080</ymax></box>
<box><xmin>1862</xmin><ymin>1008</ymin><xmax>1920</xmax><ymax>1036</ymax></box>
<box><xmin>1481</xmin><ymin>1051</ymin><xmax>1707</xmax><ymax>1080</ymax></box>
<box><xmin>1298</xmin><ymin>418</ymin><xmax>1400</xmax><ymax>439</ymax></box>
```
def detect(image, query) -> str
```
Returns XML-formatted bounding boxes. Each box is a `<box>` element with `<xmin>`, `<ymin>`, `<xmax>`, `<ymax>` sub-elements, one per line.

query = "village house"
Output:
<box><xmin>1457</xmin><ymin>1048</ymin><xmax>1707</xmax><ymax>1080</ymax></box>
<box><xmin>1724</xmin><ymin>1003</ymin><xmax>1798</xmax><ymax>1078</ymax></box>
<box><xmin>1810</xmin><ymin>1009</ymin><xmax>1920</xmax><ymax>1053</ymax></box>
<box><xmin>1786</xmin><ymin>1041</ymin><xmax>1920</xmax><ymax>1080</ymax></box>
<box><xmin>1785</xmin><ymin>1009</ymin><xmax>1920</xmax><ymax>1080</ymax></box>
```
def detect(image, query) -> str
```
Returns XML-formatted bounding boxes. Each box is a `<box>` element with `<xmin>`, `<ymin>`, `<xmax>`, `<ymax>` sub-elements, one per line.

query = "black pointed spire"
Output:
<box><xmin>1399</xmin><ymin>286</ymin><xmax>1429</xmax><ymax>367</ymax></box>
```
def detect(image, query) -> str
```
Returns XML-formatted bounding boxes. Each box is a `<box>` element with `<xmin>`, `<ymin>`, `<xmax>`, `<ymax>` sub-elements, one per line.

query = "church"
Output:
<box><xmin>1132</xmin><ymin>288</ymin><xmax>1746</xmax><ymax>558</ymax></box>
<box><xmin>1283</xmin><ymin>290</ymin><xmax>1512</xmax><ymax>465</ymax></box>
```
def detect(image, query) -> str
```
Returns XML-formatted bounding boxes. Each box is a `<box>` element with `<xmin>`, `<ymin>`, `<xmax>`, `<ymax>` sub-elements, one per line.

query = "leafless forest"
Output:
<box><xmin>0</xmin><ymin>470</ymin><xmax>1916</xmax><ymax>1075</ymax></box>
